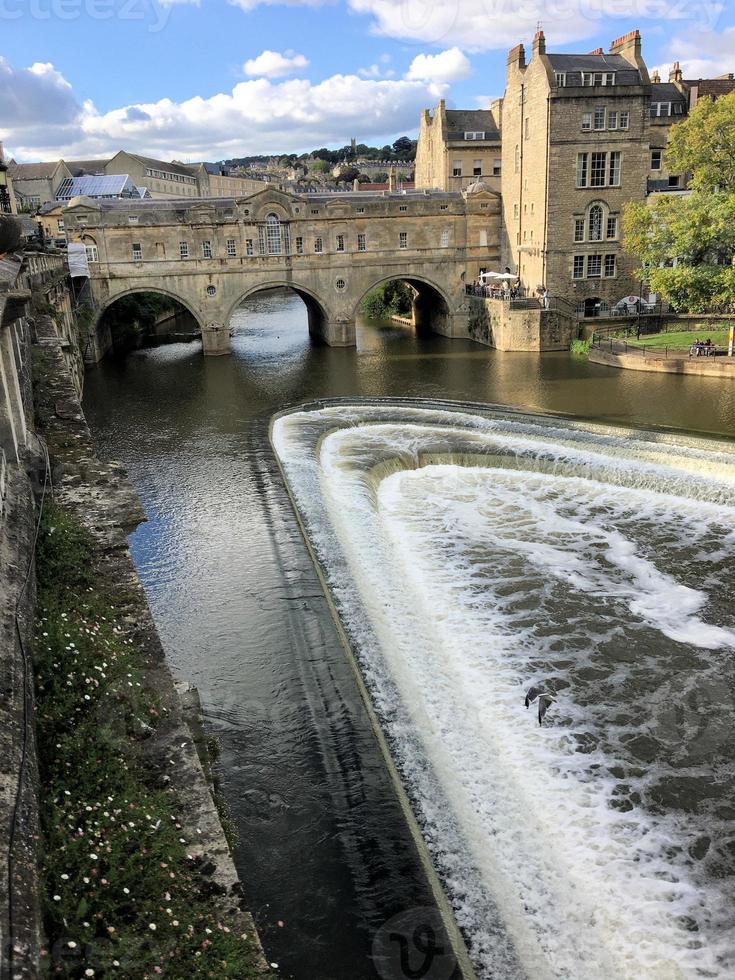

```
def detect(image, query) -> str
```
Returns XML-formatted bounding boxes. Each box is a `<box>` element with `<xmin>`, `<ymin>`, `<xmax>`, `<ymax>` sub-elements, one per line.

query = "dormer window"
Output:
<box><xmin>582</xmin><ymin>71</ymin><xmax>615</xmax><ymax>86</ymax></box>
<box><xmin>555</xmin><ymin>72</ymin><xmax>567</xmax><ymax>86</ymax></box>
<box><xmin>464</xmin><ymin>131</ymin><xmax>486</xmax><ymax>140</ymax></box>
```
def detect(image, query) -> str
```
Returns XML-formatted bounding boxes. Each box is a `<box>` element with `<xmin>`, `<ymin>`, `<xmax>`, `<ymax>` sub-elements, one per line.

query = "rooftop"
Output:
<box><xmin>7</xmin><ymin>160</ymin><xmax>65</xmax><ymax>180</ymax></box>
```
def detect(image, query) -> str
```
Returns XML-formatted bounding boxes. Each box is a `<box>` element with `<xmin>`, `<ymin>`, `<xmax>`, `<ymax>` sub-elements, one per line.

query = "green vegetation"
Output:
<box><xmin>570</xmin><ymin>338</ymin><xmax>591</xmax><ymax>356</ymax></box>
<box><xmin>626</xmin><ymin>329</ymin><xmax>731</xmax><ymax>349</ymax></box>
<box><xmin>103</xmin><ymin>292</ymin><xmax>184</xmax><ymax>352</ymax></box>
<box><xmin>225</xmin><ymin>136</ymin><xmax>416</xmax><ymax>170</ymax></box>
<box><xmin>361</xmin><ymin>280</ymin><xmax>414</xmax><ymax>320</ymax></box>
<box><xmin>624</xmin><ymin>92</ymin><xmax>735</xmax><ymax>314</ymax></box>
<box><xmin>35</xmin><ymin>505</ymin><xmax>269</xmax><ymax>978</ymax></box>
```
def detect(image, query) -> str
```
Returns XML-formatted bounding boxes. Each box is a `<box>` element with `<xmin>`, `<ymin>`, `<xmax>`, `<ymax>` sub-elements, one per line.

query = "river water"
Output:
<box><xmin>82</xmin><ymin>290</ymin><xmax>735</xmax><ymax>979</ymax></box>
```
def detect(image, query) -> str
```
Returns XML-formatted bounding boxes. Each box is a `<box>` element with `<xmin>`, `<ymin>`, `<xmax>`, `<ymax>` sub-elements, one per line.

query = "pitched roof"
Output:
<box><xmin>444</xmin><ymin>109</ymin><xmax>499</xmax><ymax>137</ymax></box>
<box><xmin>547</xmin><ymin>52</ymin><xmax>642</xmax><ymax>84</ymax></box>
<box><xmin>684</xmin><ymin>77</ymin><xmax>735</xmax><ymax>99</ymax></box>
<box><xmin>123</xmin><ymin>153</ymin><xmax>198</xmax><ymax>178</ymax></box>
<box><xmin>650</xmin><ymin>82</ymin><xmax>688</xmax><ymax>106</ymax></box>
<box><xmin>66</xmin><ymin>158</ymin><xmax>110</xmax><ymax>176</ymax></box>
<box><xmin>7</xmin><ymin>160</ymin><xmax>63</xmax><ymax>180</ymax></box>
<box><xmin>56</xmin><ymin>174</ymin><xmax>137</xmax><ymax>200</ymax></box>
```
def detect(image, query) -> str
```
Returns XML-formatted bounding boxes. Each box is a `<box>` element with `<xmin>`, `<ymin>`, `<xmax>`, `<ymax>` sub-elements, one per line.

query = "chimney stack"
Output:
<box><xmin>532</xmin><ymin>30</ymin><xmax>546</xmax><ymax>56</ymax></box>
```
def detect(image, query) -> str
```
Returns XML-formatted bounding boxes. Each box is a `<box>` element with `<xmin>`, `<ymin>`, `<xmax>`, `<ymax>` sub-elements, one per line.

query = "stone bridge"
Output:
<box><xmin>60</xmin><ymin>185</ymin><xmax>501</xmax><ymax>356</ymax></box>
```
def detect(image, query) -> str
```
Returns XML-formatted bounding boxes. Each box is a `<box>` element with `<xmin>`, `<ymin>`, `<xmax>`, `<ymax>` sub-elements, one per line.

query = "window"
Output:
<box><xmin>609</xmin><ymin>151</ymin><xmax>621</xmax><ymax>186</ymax></box>
<box><xmin>608</xmin><ymin>111</ymin><xmax>618</xmax><ymax>130</ymax></box>
<box><xmin>132</xmin><ymin>243</ymin><xmax>142</xmax><ymax>261</ymax></box>
<box><xmin>514</xmin><ymin>145</ymin><xmax>520</xmax><ymax>173</ymax></box>
<box><xmin>226</xmin><ymin>239</ymin><xmax>237</xmax><ymax>257</ymax></box>
<box><xmin>493</xmin><ymin>159</ymin><xmax>501</xmax><ymax>176</ymax></box>
<box><xmin>591</xmin><ymin>152</ymin><xmax>607</xmax><ymax>187</ymax></box>
<box><xmin>582</xmin><ymin>71</ymin><xmax>615</xmax><ymax>86</ymax></box>
<box><xmin>582</xmin><ymin>113</ymin><xmax>592</xmax><ymax>131</ymax></box>
<box><xmin>465</xmin><ymin>131</ymin><xmax>485</xmax><ymax>140</ymax></box>
<box><xmin>357</xmin><ymin>233</ymin><xmax>366</xmax><ymax>252</ymax></box>
<box><xmin>594</xmin><ymin>107</ymin><xmax>606</xmax><ymax>130</ymax></box>
<box><xmin>604</xmin><ymin>254</ymin><xmax>617</xmax><ymax>277</ymax></box>
<box><xmin>479</xmin><ymin>230</ymin><xmax>488</xmax><ymax>247</ymax></box>
<box><xmin>513</xmin><ymin>203</ymin><xmax>519</xmax><ymax>219</ymax></box>
<box><xmin>668</xmin><ymin>175</ymin><xmax>680</xmax><ymax>188</ymax></box>
<box><xmin>266</xmin><ymin>213</ymin><xmax>281</xmax><ymax>254</ymax></box>
<box><xmin>606</xmin><ymin>215</ymin><xmax>618</xmax><ymax>239</ymax></box>
<box><xmin>452</xmin><ymin>161</ymin><xmax>462</xmax><ymax>177</ymax></box>
<box><xmin>206</xmin><ymin>285</ymin><xmax>216</xmax><ymax>296</ymax></box>
<box><xmin>128</xmin><ymin>215</ymin><xmax>139</xmax><ymax>224</ymax></box>
<box><xmin>619</xmin><ymin>111</ymin><xmax>629</xmax><ymax>130</ymax></box>
<box><xmin>202</xmin><ymin>240</ymin><xmax>212</xmax><ymax>258</ymax></box>
<box><xmin>440</xmin><ymin>204</ymin><xmax>448</xmax><ymax>210</ymax></box>
<box><xmin>587</xmin><ymin>254</ymin><xmax>602</xmax><ymax>278</ymax></box>
<box><xmin>245</xmin><ymin>239</ymin><xmax>254</xmax><ymax>256</ymax></box>
<box><xmin>336</xmin><ymin>234</ymin><xmax>345</xmax><ymax>252</ymax></box>
<box><xmin>57</xmin><ymin>219</ymin><xmax>65</xmax><ymax>232</ymax></box>
<box><xmin>577</xmin><ymin>153</ymin><xmax>589</xmax><ymax>188</ymax></box>
<box><xmin>440</xmin><ymin>229</ymin><xmax>449</xmax><ymax>248</ymax></box>
<box><xmin>335</xmin><ymin>278</ymin><xmax>346</xmax><ymax>290</ymax></box>
<box><xmin>573</xmin><ymin>255</ymin><xmax>585</xmax><ymax>279</ymax></box>
<box><xmin>555</xmin><ymin>72</ymin><xmax>567</xmax><ymax>86</ymax></box>
<box><xmin>473</xmin><ymin>159</ymin><xmax>482</xmax><ymax>176</ymax></box>
<box><xmin>85</xmin><ymin>244</ymin><xmax>98</xmax><ymax>262</ymax></box>
<box><xmin>179</xmin><ymin>241</ymin><xmax>189</xmax><ymax>259</ymax></box>
<box><xmin>399</xmin><ymin>232</ymin><xmax>408</xmax><ymax>249</ymax></box>
<box><xmin>314</xmin><ymin>237</ymin><xmax>323</xmax><ymax>253</ymax></box>
<box><xmin>651</xmin><ymin>149</ymin><xmax>663</xmax><ymax>171</ymax></box>
<box><xmin>295</xmin><ymin>236</ymin><xmax>304</xmax><ymax>254</ymax></box>
<box><xmin>574</xmin><ymin>218</ymin><xmax>585</xmax><ymax>242</ymax></box>
<box><xmin>399</xmin><ymin>205</ymin><xmax>408</xmax><ymax>212</ymax></box>
<box><xmin>651</xmin><ymin>102</ymin><xmax>672</xmax><ymax>118</ymax></box>
<box><xmin>311</xmin><ymin>208</ymin><xmax>319</xmax><ymax>215</ymax></box>
<box><xmin>588</xmin><ymin>204</ymin><xmax>603</xmax><ymax>241</ymax></box>
<box><xmin>356</xmin><ymin>207</ymin><xmax>365</xmax><ymax>214</ymax></box>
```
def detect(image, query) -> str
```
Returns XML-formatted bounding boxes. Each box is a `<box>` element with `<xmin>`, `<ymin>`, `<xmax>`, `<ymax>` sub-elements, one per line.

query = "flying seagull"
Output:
<box><xmin>525</xmin><ymin>686</ymin><xmax>556</xmax><ymax>726</ymax></box>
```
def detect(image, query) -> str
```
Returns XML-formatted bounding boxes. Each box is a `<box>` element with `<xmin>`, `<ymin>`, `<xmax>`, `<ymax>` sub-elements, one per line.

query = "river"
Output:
<box><xmin>82</xmin><ymin>289</ymin><xmax>735</xmax><ymax>979</ymax></box>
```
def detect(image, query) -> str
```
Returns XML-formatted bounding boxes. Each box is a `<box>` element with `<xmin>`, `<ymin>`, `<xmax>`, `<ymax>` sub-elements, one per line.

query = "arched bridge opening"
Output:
<box><xmin>94</xmin><ymin>289</ymin><xmax>203</xmax><ymax>360</ymax></box>
<box><xmin>225</xmin><ymin>282</ymin><xmax>348</xmax><ymax>350</ymax></box>
<box><xmin>357</xmin><ymin>276</ymin><xmax>453</xmax><ymax>338</ymax></box>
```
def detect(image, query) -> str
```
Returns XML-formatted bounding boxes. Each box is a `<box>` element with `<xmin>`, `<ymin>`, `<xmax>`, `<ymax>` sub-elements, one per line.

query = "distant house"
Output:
<box><xmin>104</xmin><ymin>151</ymin><xmax>199</xmax><ymax>199</ymax></box>
<box><xmin>7</xmin><ymin>159</ymin><xmax>71</xmax><ymax>210</ymax></box>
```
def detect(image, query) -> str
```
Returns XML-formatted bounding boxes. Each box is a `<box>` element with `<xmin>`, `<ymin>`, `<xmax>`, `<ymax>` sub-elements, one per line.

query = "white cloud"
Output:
<box><xmin>229</xmin><ymin>0</ymin><xmax>329</xmax><ymax>10</ymax></box>
<box><xmin>0</xmin><ymin>59</ymin><xmax>438</xmax><ymax>162</ymax></box>
<box><xmin>406</xmin><ymin>47</ymin><xmax>470</xmax><ymax>84</ymax></box>
<box><xmin>244</xmin><ymin>50</ymin><xmax>310</xmax><ymax>77</ymax></box>
<box><xmin>347</xmin><ymin>0</ymin><xmax>724</xmax><ymax>52</ymax></box>
<box><xmin>654</xmin><ymin>27</ymin><xmax>735</xmax><ymax>80</ymax></box>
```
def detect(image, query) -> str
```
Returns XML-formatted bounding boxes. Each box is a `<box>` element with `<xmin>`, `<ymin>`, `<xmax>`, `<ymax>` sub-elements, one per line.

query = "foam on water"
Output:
<box><xmin>271</xmin><ymin>402</ymin><xmax>735</xmax><ymax>979</ymax></box>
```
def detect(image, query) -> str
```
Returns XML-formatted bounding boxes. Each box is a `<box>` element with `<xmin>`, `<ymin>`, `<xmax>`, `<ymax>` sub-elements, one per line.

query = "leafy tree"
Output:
<box><xmin>372</xmin><ymin>172</ymin><xmax>389</xmax><ymax>183</ymax></box>
<box><xmin>623</xmin><ymin>93</ymin><xmax>735</xmax><ymax>312</ymax></box>
<box><xmin>334</xmin><ymin>165</ymin><xmax>361</xmax><ymax>184</ymax></box>
<box><xmin>667</xmin><ymin>91</ymin><xmax>735</xmax><ymax>192</ymax></box>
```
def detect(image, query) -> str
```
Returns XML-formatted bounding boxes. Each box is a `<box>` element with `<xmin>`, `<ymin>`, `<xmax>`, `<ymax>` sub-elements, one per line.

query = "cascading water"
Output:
<box><xmin>272</xmin><ymin>401</ymin><xmax>735</xmax><ymax>980</ymax></box>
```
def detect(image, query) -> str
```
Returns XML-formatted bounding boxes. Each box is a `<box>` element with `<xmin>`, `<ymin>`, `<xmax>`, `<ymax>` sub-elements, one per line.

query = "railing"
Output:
<box><xmin>465</xmin><ymin>283</ymin><xmax>527</xmax><ymax>301</ymax></box>
<box><xmin>590</xmin><ymin>336</ymin><xmax>727</xmax><ymax>359</ymax></box>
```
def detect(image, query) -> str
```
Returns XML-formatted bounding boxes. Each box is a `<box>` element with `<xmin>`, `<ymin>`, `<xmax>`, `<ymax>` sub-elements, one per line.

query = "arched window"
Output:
<box><xmin>266</xmin><ymin>212</ymin><xmax>281</xmax><ymax>255</ymax></box>
<box><xmin>588</xmin><ymin>204</ymin><xmax>603</xmax><ymax>241</ymax></box>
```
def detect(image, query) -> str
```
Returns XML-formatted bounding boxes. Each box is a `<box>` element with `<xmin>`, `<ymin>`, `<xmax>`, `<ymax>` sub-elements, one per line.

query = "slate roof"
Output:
<box><xmin>444</xmin><ymin>109</ymin><xmax>500</xmax><ymax>140</ymax></box>
<box><xmin>685</xmin><ymin>77</ymin><xmax>735</xmax><ymax>99</ymax></box>
<box><xmin>7</xmin><ymin>160</ymin><xmax>63</xmax><ymax>180</ymax></box>
<box><xmin>125</xmin><ymin>153</ymin><xmax>198</xmax><ymax>178</ymax></box>
<box><xmin>548</xmin><ymin>52</ymin><xmax>642</xmax><ymax>85</ymax></box>
<box><xmin>66</xmin><ymin>159</ymin><xmax>110</xmax><ymax>176</ymax></box>
<box><xmin>650</xmin><ymin>82</ymin><xmax>688</xmax><ymax>107</ymax></box>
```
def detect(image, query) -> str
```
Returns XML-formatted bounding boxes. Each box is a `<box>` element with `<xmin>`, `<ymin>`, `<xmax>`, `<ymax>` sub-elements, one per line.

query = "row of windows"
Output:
<box><xmin>452</xmin><ymin>159</ymin><xmax>502</xmax><ymax>177</ymax></box>
<box><xmin>144</xmin><ymin>167</ymin><xmax>197</xmax><ymax>184</ymax></box>
<box><xmin>572</xmin><ymin>253</ymin><xmax>617</xmax><ymax>279</ymax></box>
<box><xmin>581</xmin><ymin>108</ymin><xmax>630</xmax><ymax>132</ymax></box>
<box><xmin>576</xmin><ymin>151</ymin><xmax>621</xmax><ymax>188</ymax></box>
<box><xmin>556</xmin><ymin>71</ymin><xmax>616</xmax><ymax>87</ymax></box>
<box><xmin>651</xmin><ymin>102</ymin><xmax>684</xmax><ymax>118</ymax></box>
<box><xmin>130</xmin><ymin>231</ymin><xmax>426</xmax><ymax>261</ymax></box>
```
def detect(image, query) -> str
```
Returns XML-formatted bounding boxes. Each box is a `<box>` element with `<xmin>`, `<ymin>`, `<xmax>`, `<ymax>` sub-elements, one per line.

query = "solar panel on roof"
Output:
<box><xmin>56</xmin><ymin>174</ymin><xmax>133</xmax><ymax>200</ymax></box>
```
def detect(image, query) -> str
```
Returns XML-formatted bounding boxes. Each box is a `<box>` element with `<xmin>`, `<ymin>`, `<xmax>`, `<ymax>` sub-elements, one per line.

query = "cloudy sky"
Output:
<box><xmin>3</xmin><ymin>0</ymin><xmax>734</xmax><ymax>162</ymax></box>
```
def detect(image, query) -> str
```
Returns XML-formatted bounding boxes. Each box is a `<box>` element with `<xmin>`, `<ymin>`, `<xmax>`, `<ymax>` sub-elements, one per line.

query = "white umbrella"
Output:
<box><xmin>479</xmin><ymin>271</ymin><xmax>516</xmax><ymax>281</ymax></box>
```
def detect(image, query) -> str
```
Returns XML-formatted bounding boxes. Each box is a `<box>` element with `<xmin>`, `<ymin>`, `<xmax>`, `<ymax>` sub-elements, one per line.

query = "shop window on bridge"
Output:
<box><xmin>314</xmin><ymin>237</ymin><xmax>323</xmax><ymax>254</ymax></box>
<box><xmin>179</xmin><ymin>241</ymin><xmax>189</xmax><ymax>259</ymax></box>
<box><xmin>336</xmin><ymin>234</ymin><xmax>345</xmax><ymax>252</ymax></box>
<box><xmin>399</xmin><ymin>232</ymin><xmax>408</xmax><ymax>249</ymax></box>
<box><xmin>440</xmin><ymin>229</ymin><xmax>449</xmax><ymax>248</ymax></box>
<box><xmin>226</xmin><ymin>239</ymin><xmax>237</xmax><ymax>257</ymax></box>
<box><xmin>246</xmin><ymin>239</ymin><xmax>254</xmax><ymax>256</ymax></box>
<box><xmin>132</xmin><ymin>243</ymin><xmax>142</xmax><ymax>261</ymax></box>
<box><xmin>357</xmin><ymin>234</ymin><xmax>366</xmax><ymax>252</ymax></box>
<box><xmin>202</xmin><ymin>240</ymin><xmax>212</xmax><ymax>259</ymax></box>
<box><xmin>295</xmin><ymin>236</ymin><xmax>304</xmax><ymax>254</ymax></box>
<box><xmin>85</xmin><ymin>244</ymin><xmax>98</xmax><ymax>263</ymax></box>
<box><xmin>266</xmin><ymin>213</ymin><xmax>281</xmax><ymax>255</ymax></box>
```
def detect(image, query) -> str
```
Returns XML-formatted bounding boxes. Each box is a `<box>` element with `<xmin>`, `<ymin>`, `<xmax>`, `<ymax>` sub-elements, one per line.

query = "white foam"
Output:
<box><xmin>272</xmin><ymin>403</ymin><xmax>735</xmax><ymax>979</ymax></box>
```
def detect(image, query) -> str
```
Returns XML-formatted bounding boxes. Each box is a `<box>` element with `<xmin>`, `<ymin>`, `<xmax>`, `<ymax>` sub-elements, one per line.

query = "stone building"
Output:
<box><xmin>416</xmin><ymin>30</ymin><xmax>733</xmax><ymax>317</ymax></box>
<box><xmin>7</xmin><ymin>159</ymin><xmax>72</xmax><ymax>210</ymax></box>
<box><xmin>415</xmin><ymin>101</ymin><xmax>502</xmax><ymax>194</ymax></box>
<box><xmin>183</xmin><ymin>162</ymin><xmax>269</xmax><ymax>198</ymax></box>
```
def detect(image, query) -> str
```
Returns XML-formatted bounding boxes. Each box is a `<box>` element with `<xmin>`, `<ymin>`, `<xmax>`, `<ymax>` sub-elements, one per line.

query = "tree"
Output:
<box><xmin>392</xmin><ymin>136</ymin><xmax>415</xmax><ymax>160</ymax></box>
<box><xmin>373</xmin><ymin>172</ymin><xmax>389</xmax><ymax>183</ymax></box>
<box><xmin>666</xmin><ymin>91</ymin><xmax>735</xmax><ymax>192</ymax></box>
<box><xmin>623</xmin><ymin>92</ymin><xmax>735</xmax><ymax>312</ymax></box>
<box><xmin>334</xmin><ymin>165</ymin><xmax>360</xmax><ymax>184</ymax></box>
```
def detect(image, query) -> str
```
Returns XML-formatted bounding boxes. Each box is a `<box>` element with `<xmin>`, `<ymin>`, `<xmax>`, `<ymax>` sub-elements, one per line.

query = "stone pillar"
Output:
<box><xmin>201</xmin><ymin>322</ymin><xmax>230</xmax><ymax>356</ymax></box>
<box><xmin>308</xmin><ymin>318</ymin><xmax>356</xmax><ymax>347</ymax></box>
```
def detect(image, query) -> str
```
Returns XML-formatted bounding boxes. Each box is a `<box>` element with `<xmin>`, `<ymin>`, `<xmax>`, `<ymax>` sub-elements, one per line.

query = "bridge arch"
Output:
<box><xmin>225</xmin><ymin>280</ymin><xmax>339</xmax><ymax>346</ymax></box>
<box><xmin>93</xmin><ymin>286</ymin><xmax>205</xmax><ymax>359</ymax></box>
<box><xmin>354</xmin><ymin>272</ymin><xmax>455</xmax><ymax>337</ymax></box>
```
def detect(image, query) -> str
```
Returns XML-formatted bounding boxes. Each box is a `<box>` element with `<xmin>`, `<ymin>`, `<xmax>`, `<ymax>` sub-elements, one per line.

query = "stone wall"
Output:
<box><xmin>467</xmin><ymin>295</ymin><xmax>575</xmax><ymax>350</ymax></box>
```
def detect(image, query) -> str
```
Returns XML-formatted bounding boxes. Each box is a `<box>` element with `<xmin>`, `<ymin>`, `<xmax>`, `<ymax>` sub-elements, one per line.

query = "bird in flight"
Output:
<box><xmin>525</xmin><ymin>686</ymin><xmax>556</xmax><ymax>726</ymax></box>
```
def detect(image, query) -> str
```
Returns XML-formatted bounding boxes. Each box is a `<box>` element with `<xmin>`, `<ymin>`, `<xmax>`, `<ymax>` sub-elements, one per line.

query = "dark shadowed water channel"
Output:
<box><xmin>82</xmin><ymin>290</ymin><xmax>735</xmax><ymax>980</ymax></box>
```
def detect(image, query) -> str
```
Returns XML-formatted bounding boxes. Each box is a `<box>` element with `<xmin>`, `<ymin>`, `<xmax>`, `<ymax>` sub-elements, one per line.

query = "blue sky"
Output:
<box><xmin>2</xmin><ymin>0</ymin><xmax>734</xmax><ymax>161</ymax></box>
